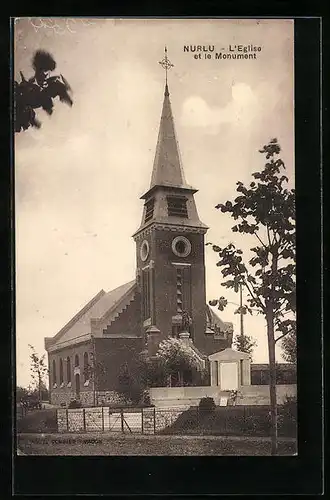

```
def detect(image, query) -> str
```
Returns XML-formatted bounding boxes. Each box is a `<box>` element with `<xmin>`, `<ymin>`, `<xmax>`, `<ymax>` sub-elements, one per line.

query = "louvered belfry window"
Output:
<box><xmin>167</xmin><ymin>196</ymin><xmax>188</xmax><ymax>218</ymax></box>
<box><xmin>145</xmin><ymin>198</ymin><xmax>155</xmax><ymax>223</ymax></box>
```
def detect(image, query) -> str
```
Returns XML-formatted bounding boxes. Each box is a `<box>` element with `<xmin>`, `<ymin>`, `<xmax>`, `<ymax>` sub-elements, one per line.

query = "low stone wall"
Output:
<box><xmin>51</xmin><ymin>391</ymin><xmax>78</xmax><ymax>406</ymax></box>
<box><xmin>51</xmin><ymin>390</ymin><xmax>125</xmax><ymax>407</ymax></box>
<box><xmin>149</xmin><ymin>384</ymin><xmax>297</xmax><ymax>407</ymax></box>
<box><xmin>149</xmin><ymin>386</ymin><xmax>229</xmax><ymax>408</ymax></box>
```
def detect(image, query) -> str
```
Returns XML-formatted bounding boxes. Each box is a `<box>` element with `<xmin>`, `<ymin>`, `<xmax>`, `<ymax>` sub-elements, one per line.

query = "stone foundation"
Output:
<box><xmin>95</xmin><ymin>391</ymin><xmax>126</xmax><ymax>406</ymax></box>
<box><xmin>51</xmin><ymin>391</ymin><xmax>76</xmax><ymax>406</ymax></box>
<box><xmin>51</xmin><ymin>389</ymin><xmax>125</xmax><ymax>407</ymax></box>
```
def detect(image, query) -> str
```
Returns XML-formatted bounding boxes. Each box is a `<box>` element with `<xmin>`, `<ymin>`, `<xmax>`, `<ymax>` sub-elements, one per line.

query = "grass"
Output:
<box><xmin>17</xmin><ymin>434</ymin><xmax>297</xmax><ymax>456</ymax></box>
<box><xmin>159</xmin><ymin>405</ymin><xmax>297</xmax><ymax>438</ymax></box>
<box><xmin>16</xmin><ymin>409</ymin><xmax>57</xmax><ymax>434</ymax></box>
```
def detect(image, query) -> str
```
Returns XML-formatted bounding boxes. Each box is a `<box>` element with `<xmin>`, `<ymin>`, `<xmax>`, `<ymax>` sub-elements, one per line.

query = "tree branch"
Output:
<box><xmin>242</xmin><ymin>277</ymin><xmax>266</xmax><ymax>312</ymax></box>
<box><xmin>266</xmin><ymin>225</ymin><xmax>272</xmax><ymax>247</ymax></box>
<box><xmin>274</xmin><ymin>328</ymin><xmax>295</xmax><ymax>344</ymax></box>
<box><xmin>254</xmin><ymin>231</ymin><xmax>268</xmax><ymax>249</ymax></box>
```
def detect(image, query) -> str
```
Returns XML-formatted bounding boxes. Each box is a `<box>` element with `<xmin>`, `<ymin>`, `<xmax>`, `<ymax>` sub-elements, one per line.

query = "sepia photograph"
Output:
<box><xmin>14</xmin><ymin>18</ymin><xmax>297</xmax><ymax>458</ymax></box>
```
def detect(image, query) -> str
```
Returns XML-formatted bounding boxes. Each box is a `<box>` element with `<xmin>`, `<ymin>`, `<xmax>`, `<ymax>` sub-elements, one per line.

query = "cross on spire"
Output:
<box><xmin>158</xmin><ymin>46</ymin><xmax>174</xmax><ymax>95</ymax></box>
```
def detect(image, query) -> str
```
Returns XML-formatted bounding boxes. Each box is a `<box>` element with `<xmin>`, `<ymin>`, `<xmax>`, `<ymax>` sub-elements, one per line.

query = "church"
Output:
<box><xmin>45</xmin><ymin>64</ymin><xmax>234</xmax><ymax>407</ymax></box>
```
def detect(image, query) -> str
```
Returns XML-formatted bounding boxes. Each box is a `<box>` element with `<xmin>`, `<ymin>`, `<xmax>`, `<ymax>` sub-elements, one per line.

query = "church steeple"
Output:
<box><xmin>133</xmin><ymin>48</ymin><xmax>207</xmax><ymax>237</ymax></box>
<box><xmin>149</xmin><ymin>81</ymin><xmax>188</xmax><ymax>190</ymax></box>
<box><xmin>133</xmin><ymin>48</ymin><xmax>210</xmax><ymax>354</ymax></box>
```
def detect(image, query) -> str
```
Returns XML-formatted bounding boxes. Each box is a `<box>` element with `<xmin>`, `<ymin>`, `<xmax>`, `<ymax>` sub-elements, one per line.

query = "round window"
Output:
<box><xmin>172</xmin><ymin>236</ymin><xmax>191</xmax><ymax>257</ymax></box>
<box><xmin>140</xmin><ymin>240</ymin><xmax>149</xmax><ymax>262</ymax></box>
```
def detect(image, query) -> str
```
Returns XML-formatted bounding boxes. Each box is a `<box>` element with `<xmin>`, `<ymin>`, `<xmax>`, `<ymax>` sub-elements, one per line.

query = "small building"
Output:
<box><xmin>45</xmin><ymin>77</ymin><xmax>234</xmax><ymax>407</ymax></box>
<box><xmin>208</xmin><ymin>348</ymin><xmax>251</xmax><ymax>390</ymax></box>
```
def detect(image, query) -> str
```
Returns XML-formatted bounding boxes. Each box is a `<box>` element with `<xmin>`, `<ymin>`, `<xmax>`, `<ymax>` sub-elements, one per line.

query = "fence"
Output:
<box><xmin>56</xmin><ymin>404</ymin><xmax>297</xmax><ymax>437</ymax></box>
<box><xmin>57</xmin><ymin>406</ymin><xmax>186</xmax><ymax>434</ymax></box>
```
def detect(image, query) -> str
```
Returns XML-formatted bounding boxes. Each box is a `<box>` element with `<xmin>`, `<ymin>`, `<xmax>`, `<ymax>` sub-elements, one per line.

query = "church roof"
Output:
<box><xmin>206</xmin><ymin>305</ymin><xmax>233</xmax><ymax>332</ymax></box>
<box><xmin>45</xmin><ymin>276</ymin><xmax>232</xmax><ymax>351</ymax></box>
<box><xmin>45</xmin><ymin>280</ymin><xmax>136</xmax><ymax>350</ymax></box>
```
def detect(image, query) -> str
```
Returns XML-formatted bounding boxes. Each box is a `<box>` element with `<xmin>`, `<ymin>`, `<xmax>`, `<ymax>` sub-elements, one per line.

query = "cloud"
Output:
<box><xmin>181</xmin><ymin>82</ymin><xmax>278</xmax><ymax>134</ymax></box>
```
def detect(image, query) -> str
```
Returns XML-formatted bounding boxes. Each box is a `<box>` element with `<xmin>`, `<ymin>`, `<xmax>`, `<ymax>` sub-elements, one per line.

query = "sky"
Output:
<box><xmin>14</xmin><ymin>18</ymin><xmax>294</xmax><ymax>388</ymax></box>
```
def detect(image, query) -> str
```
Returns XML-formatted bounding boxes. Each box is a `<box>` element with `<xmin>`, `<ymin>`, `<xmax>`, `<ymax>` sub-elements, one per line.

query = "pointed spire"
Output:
<box><xmin>150</xmin><ymin>83</ymin><xmax>188</xmax><ymax>189</ymax></box>
<box><xmin>149</xmin><ymin>48</ymin><xmax>189</xmax><ymax>190</ymax></box>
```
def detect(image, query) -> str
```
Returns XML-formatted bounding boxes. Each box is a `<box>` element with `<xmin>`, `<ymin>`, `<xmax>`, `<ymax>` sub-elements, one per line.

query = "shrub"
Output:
<box><xmin>278</xmin><ymin>395</ymin><xmax>297</xmax><ymax>437</ymax></box>
<box><xmin>68</xmin><ymin>399</ymin><xmax>82</xmax><ymax>409</ymax></box>
<box><xmin>16</xmin><ymin>409</ymin><xmax>57</xmax><ymax>433</ymax></box>
<box><xmin>199</xmin><ymin>397</ymin><xmax>216</xmax><ymax>414</ymax></box>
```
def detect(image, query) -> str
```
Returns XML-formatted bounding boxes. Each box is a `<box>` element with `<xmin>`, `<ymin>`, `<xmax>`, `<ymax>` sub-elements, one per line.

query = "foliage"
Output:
<box><xmin>14</xmin><ymin>50</ymin><xmax>73</xmax><ymax>133</ymax></box>
<box><xmin>281</xmin><ymin>329</ymin><xmax>297</xmax><ymax>363</ymax></box>
<box><xmin>278</xmin><ymin>395</ymin><xmax>297</xmax><ymax>437</ymax></box>
<box><xmin>68</xmin><ymin>399</ymin><xmax>82</xmax><ymax>409</ymax></box>
<box><xmin>156</xmin><ymin>337</ymin><xmax>201</xmax><ymax>376</ymax></box>
<box><xmin>208</xmin><ymin>139</ymin><xmax>295</xmax><ymax>337</ymax></box>
<box><xmin>140</xmin><ymin>356</ymin><xmax>168</xmax><ymax>388</ymax></box>
<box><xmin>83</xmin><ymin>353</ymin><xmax>106</xmax><ymax>385</ymax></box>
<box><xmin>28</xmin><ymin>345</ymin><xmax>49</xmax><ymax>402</ymax></box>
<box><xmin>207</xmin><ymin>139</ymin><xmax>296</xmax><ymax>455</ymax></box>
<box><xmin>117</xmin><ymin>364</ymin><xmax>145</xmax><ymax>405</ymax></box>
<box><xmin>233</xmin><ymin>334</ymin><xmax>257</xmax><ymax>358</ymax></box>
<box><xmin>17</xmin><ymin>409</ymin><xmax>57</xmax><ymax>433</ymax></box>
<box><xmin>198</xmin><ymin>397</ymin><xmax>216</xmax><ymax>414</ymax></box>
<box><xmin>159</xmin><ymin>405</ymin><xmax>296</xmax><ymax>439</ymax></box>
<box><xmin>16</xmin><ymin>386</ymin><xmax>30</xmax><ymax>402</ymax></box>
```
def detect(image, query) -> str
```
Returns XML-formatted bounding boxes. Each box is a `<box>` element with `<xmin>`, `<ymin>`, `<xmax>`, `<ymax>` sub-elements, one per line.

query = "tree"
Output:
<box><xmin>233</xmin><ymin>333</ymin><xmax>257</xmax><ymax>359</ymax></box>
<box><xmin>16</xmin><ymin>386</ymin><xmax>30</xmax><ymax>403</ymax></box>
<box><xmin>14</xmin><ymin>50</ymin><xmax>73</xmax><ymax>133</ymax></box>
<box><xmin>156</xmin><ymin>337</ymin><xmax>202</xmax><ymax>387</ymax></box>
<box><xmin>28</xmin><ymin>345</ymin><xmax>49</xmax><ymax>405</ymax></box>
<box><xmin>207</xmin><ymin>139</ymin><xmax>295</xmax><ymax>455</ymax></box>
<box><xmin>83</xmin><ymin>350</ymin><xmax>106</xmax><ymax>406</ymax></box>
<box><xmin>117</xmin><ymin>363</ymin><xmax>145</xmax><ymax>405</ymax></box>
<box><xmin>281</xmin><ymin>329</ymin><xmax>296</xmax><ymax>363</ymax></box>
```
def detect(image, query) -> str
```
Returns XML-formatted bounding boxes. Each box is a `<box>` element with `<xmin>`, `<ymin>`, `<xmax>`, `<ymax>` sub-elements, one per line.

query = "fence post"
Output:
<box><xmin>141</xmin><ymin>408</ymin><xmax>144</xmax><ymax>435</ymax></box>
<box><xmin>121</xmin><ymin>408</ymin><xmax>124</xmax><ymax>434</ymax></box>
<box><xmin>66</xmin><ymin>408</ymin><xmax>69</xmax><ymax>432</ymax></box>
<box><xmin>102</xmin><ymin>406</ymin><xmax>104</xmax><ymax>432</ymax></box>
<box><xmin>153</xmin><ymin>407</ymin><xmax>156</xmax><ymax>434</ymax></box>
<box><xmin>83</xmin><ymin>408</ymin><xmax>86</xmax><ymax>431</ymax></box>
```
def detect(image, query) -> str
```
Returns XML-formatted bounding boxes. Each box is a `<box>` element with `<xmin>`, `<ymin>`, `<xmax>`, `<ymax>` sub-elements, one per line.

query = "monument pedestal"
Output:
<box><xmin>179</xmin><ymin>330</ymin><xmax>191</xmax><ymax>344</ymax></box>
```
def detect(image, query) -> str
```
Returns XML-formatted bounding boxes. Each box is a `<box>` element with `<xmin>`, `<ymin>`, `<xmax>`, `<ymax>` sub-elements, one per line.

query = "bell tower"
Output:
<box><xmin>132</xmin><ymin>48</ymin><xmax>208</xmax><ymax>353</ymax></box>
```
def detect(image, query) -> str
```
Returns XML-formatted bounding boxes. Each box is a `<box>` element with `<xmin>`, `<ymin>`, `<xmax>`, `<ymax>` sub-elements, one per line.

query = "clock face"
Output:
<box><xmin>140</xmin><ymin>240</ymin><xmax>149</xmax><ymax>262</ymax></box>
<box><xmin>172</xmin><ymin>236</ymin><xmax>191</xmax><ymax>257</ymax></box>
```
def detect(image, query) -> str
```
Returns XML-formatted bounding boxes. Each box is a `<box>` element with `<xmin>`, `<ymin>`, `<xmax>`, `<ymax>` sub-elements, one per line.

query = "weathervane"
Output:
<box><xmin>158</xmin><ymin>46</ymin><xmax>174</xmax><ymax>87</ymax></box>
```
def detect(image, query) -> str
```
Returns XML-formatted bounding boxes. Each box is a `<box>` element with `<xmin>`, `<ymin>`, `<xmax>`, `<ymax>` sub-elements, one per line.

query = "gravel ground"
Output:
<box><xmin>18</xmin><ymin>434</ymin><xmax>297</xmax><ymax>456</ymax></box>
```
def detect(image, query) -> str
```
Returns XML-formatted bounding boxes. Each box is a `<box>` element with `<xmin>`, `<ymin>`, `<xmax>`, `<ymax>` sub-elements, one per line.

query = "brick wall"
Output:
<box><xmin>103</xmin><ymin>295</ymin><xmax>142</xmax><ymax>336</ymax></box>
<box><xmin>48</xmin><ymin>341</ymin><xmax>93</xmax><ymax>406</ymax></box>
<box><xmin>95</xmin><ymin>337</ymin><xmax>144</xmax><ymax>392</ymax></box>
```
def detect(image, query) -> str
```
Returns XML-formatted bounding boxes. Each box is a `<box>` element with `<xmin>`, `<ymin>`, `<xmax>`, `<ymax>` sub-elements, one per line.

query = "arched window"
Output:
<box><xmin>52</xmin><ymin>359</ymin><xmax>57</xmax><ymax>385</ymax></box>
<box><xmin>74</xmin><ymin>354</ymin><xmax>79</xmax><ymax>367</ymax></box>
<box><xmin>83</xmin><ymin>352</ymin><xmax>89</xmax><ymax>383</ymax></box>
<box><xmin>66</xmin><ymin>356</ymin><xmax>71</xmax><ymax>384</ymax></box>
<box><xmin>59</xmin><ymin>358</ymin><xmax>64</xmax><ymax>385</ymax></box>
